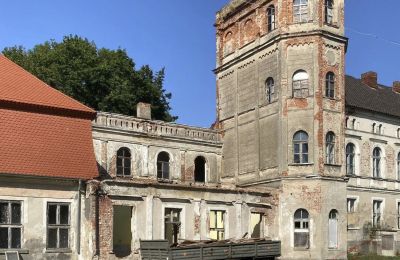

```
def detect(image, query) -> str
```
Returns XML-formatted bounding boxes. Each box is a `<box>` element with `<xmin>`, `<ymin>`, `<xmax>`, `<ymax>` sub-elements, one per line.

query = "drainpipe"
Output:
<box><xmin>77</xmin><ymin>179</ymin><xmax>82</xmax><ymax>255</ymax></box>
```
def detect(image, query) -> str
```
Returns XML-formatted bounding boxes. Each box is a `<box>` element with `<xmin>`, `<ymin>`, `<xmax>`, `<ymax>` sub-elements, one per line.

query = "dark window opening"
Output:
<box><xmin>325</xmin><ymin>0</ymin><xmax>334</xmax><ymax>24</ymax></box>
<box><xmin>294</xmin><ymin>209</ymin><xmax>309</xmax><ymax>248</ymax></box>
<box><xmin>164</xmin><ymin>208</ymin><xmax>181</xmax><ymax>245</ymax></box>
<box><xmin>117</xmin><ymin>148</ymin><xmax>131</xmax><ymax>176</ymax></box>
<box><xmin>293</xmin><ymin>131</ymin><xmax>309</xmax><ymax>164</ymax></box>
<box><xmin>0</xmin><ymin>201</ymin><xmax>21</xmax><ymax>249</ymax></box>
<box><xmin>157</xmin><ymin>152</ymin><xmax>170</xmax><ymax>180</ymax></box>
<box><xmin>372</xmin><ymin>147</ymin><xmax>382</xmax><ymax>178</ymax></box>
<box><xmin>194</xmin><ymin>156</ymin><xmax>206</xmax><ymax>183</ymax></box>
<box><xmin>325</xmin><ymin>72</ymin><xmax>335</xmax><ymax>98</ymax></box>
<box><xmin>47</xmin><ymin>203</ymin><xmax>70</xmax><ymax>249</ymax></box>
<box><xmin>113</xmin><ymin>205</ymin><xmax>132</xmax><ymax>258</ymax></box>
<box><xmin>266</xmin><ymin>77</ymin><xmax>275</xmax><ymax>103</ymax></box>
<box><xmin>326</xmin><ymin>132</ymin><xmax>335</xmax><ymax>164</ymax></box>
<box><xmin>267</xmin><ymin>5</ymin><xmax>276</xmax><ymax>32</ymax></box>
<box><xmin>346</xmin><ymin>143</ymin><xmax>356</xmax><ymax>176</ymax></box>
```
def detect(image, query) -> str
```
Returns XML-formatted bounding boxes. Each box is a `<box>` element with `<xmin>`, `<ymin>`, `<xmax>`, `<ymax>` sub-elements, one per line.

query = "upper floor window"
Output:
<box><xmin>325</xmin><ymin>72</ymin><xmax>335</xmax><ymax>98</ymax></box>
<box><xmin>294</xmin><ymin>209</ymin><xmax>309</xmax><ymax>248</ymax></box>
<box><xmin>194</xmin><ymin>156</ymin><xmax>206</xmax><ymax>183</ymax></box>
<box><xmin>372</xmin><ymin>123</ymin><xmax>376</xmax><ymax>133</ymax></box>
<box><xmin>0</xmin><ymin>201</ymin><xmax>22</xmax><ymax>249</ymax></box>
<box><xmin>293</xmin><ymin>0</ymin><xmax>309</xmax><ymax>23</ymax></box>
<box><xmin>351</xmin><ymin>119</ymin><xmax>356</xmax><ymax>129</ymax></box>
<box><xmin>157</xmin><ymin>152</ymin><xmax>170</xmax><ymax>180</ymax></box>
<box><xmin>347</xmin><ymin>198</ymin><xmax>356</xmax><ymax>213</ymax></box>
<box><xmin>266</xmin><ymin>77</ymin><xmax>275</xmax><ymax>103</ymax></box>
<box><xmin>372</xmin><ymin>147</ymin><xmax>382</xmax><ymax>178</ymax></box>
<box><xmin>378</xmin><ymin>124</ymin><xmax>383</xmax><ymax>135</ymax></box>
<box><xmin>267</xmin><ymin>5</ymin><xmax>276</xmax><ymax>32</ymax></box>
<box><xmin>116</xmin><ymin>148</ymin><xmax>131</xmax><ymax>176</ymax></box>
<box><xmin>293</xmin><ymin>131</ymin><xmax>309</xmax><ymax>164</ymax></box>
<box><xmin>397</xmin><ymin>128</ymin><xmax>400</xmax><ymax>138</ymax></box>
<box><xmin>397</xmin><ymin>152</ymin><xmax>400</xmax><ymax>180</ymax></box>
<box><xmin>293</xmin><ymin>70</ymin><xmax>309</xmax><ymax>98</ymax></box>
<box><xmin>325</xmin><ymin>0</ymin><xmax>334</xmax><ymax>24</ymax></box>
<box><xmin>346</xmin><ymin>143</ymin><xmax>356</xmax><ymax>176</ymax></box>
<box><xmin>372</xmin><ymin>200</ymin><xmax>382</xmax><ymax>228</ymax></box>
<box><xmin>326</xmin><ymin>132</ymin><xmax>335</xmax><ymax>164</ymax></box>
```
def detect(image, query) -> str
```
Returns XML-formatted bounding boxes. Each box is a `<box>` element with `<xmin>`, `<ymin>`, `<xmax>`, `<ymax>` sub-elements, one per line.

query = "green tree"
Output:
<box><xmin>2</xmin><ymin>35</ymin><xmax>177</xmax><ymax>121</ymax></box>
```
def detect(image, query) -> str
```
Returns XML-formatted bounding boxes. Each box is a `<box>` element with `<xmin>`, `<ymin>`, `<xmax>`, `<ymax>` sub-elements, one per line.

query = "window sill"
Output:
<box><xmin>293</xmin><ymin>248</ymin><xmax>309</xmax><ymax>251</ymax></box>
<box><xmin>325</xmin><ymin>163</ymin><xmax>341</xmax><ymax>167</ymax></box>
<box><xmin>0</xmin><ymin>249</ymin><xmax>29</xmax><ymax>254</ymax></box>
<box><xmin>45</xmin><ymin>248</ymin><xmax>72</xmax><ymax>254</ymax></box>
<box><xmin>289</xmin><ymin>163</ymin><xmax>313</xmax><ymax>166</ymax></box>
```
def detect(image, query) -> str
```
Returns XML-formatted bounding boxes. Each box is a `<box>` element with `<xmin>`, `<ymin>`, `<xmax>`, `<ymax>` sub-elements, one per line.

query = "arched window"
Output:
<box><xmin>116</xmin><ymin>148</ymin><xmax>131</xmax><ymax>176</ymax></box>
<box><xmin>397</xmin><ymin>128</ymin><xmax>400</xmax><ymax>138</ymax></box>
<box><xmin>346</xmin><ymin>143</ymin><xmax>356</xmax><ymax>176</ymax></box>
<box><xmin>351</xmin><ymin>119</ymin><xmax>356</xmax><ymax>129</ymax></box>
<box><xmin>293</xmin><ymin>70</ymin><xmax>309</xmax><ymax>98</ymax></box>
<box><xmin>194</xmin><ymin>156</ymin><xmax>206</xmax><ymax>183</ymax></box>
<box><xmin>326</xmin><ymin>132</ymin><xmax>335</xmax><ymax>164</ymax></box>
<box><xmin>325</xmin><ymin>0</ymin><xmax>334</xmax><ymax>24</ymax></box>
<box><xmin>397</xmin><ymin>153</ymin><xmax>400</xmax><ymax>180</ymax></box>
<box><xmin>325</xmin><ymin>72</ymin><xmax>335</xmax><ymax>98</ymax></box>
<box><xmin>293</xmin><ymin>0</ymin><xmax>308</xmax><ymax>23</ymax></box>
<box><xmin>378</xmin><ymin>124</ymin><xmax>383</xmax><ymax>135</ymax></box>
<box><xmin>266</xmin><ymin>77</ymin><xmax>275</xmax><ymax>103</ymax></box>
<box><xmin>267</xmin><ymin>5</ymin><xmax>276</xmax><ymax>32</ymax></box>
<box><xmin>372</xmin><ymin>147</ymin><xmax>381</xmax><ymax>178</ymax></box>
<box><xmin>157</xmin><ymin>152</ymin><xmax>170</xmax><ymax>180</ymax></box>
<box><xmin>293</xmin><ymin>131</ymin><xmax>309</xmax><ymax>164</ymax></box>
<box><xmin>372</xmin><ymin>123</ymin><xmax>376</xmax><ymax>133</ymax></box>
<box><xmin>294</xmin><ymin>209</ymin><xmax>309</xmax><ymax>248</ymax></box>
<box><xmin>328</xmin><ymin>210</ymin><xmax>338</xmax><ymax>248</ymax></box>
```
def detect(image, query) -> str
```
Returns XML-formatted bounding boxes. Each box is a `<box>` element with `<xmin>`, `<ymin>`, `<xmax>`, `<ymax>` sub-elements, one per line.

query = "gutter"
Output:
<box><xmin>77</xmin><ymin>179</ymin><xmax>82</xmax><ymax>254</ymax></box>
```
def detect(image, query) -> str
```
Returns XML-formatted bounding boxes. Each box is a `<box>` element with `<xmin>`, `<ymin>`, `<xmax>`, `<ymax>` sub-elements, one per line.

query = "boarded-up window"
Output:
<box><xmin>250</xmin><ymin>213</ymin><xmax>263</xmax><ymax>238</ymax></box>
<box><xmin>209</xmin><ymin>210</ymin><xmax>225</xmax><ymax>240</ymax></box>
<box><xmin>113</xmin><ymin>206</ymin><xmax>132</xmax><ymax>257</ymax></box>
<box><xmin>294</xmin><ymin>209</ymin><xmax>309</xmax><ymax>248</ymax></box>
<box><xmin>328</xmin><ymin>210</ymin><xmax>338</xmax><ymax>248</ymax></box>
<box><xmin>382</xmin><ymin>235</ymin><xmax>394</xmax><ymax>251</ymax></box>
<box><xmin>164</xmin><ymin>208</ymin><xmax>181</xmax><ymax>245</ymax></box>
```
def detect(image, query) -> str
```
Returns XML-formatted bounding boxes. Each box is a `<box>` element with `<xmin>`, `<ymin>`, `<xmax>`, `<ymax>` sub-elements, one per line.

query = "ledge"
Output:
<box><xmin>0</xmin><ymin>249</ymin><xmax>29</xmax><ymax>254</ymax></box>
<box><xmin>45</xmin><ymin>248</ymin><xmax>72</xmax><ymax>254</ymax></box>
<box><xmin>369</xmin><ymin>138</ymin><xmax>388</xmax><ymax>144</ymax></box>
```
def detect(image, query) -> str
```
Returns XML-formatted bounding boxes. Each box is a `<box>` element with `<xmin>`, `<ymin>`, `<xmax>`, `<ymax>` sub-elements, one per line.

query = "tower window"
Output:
<box><xmin>346</xmin><ymin>143</ymin><xmax>356</xmax><ymax>176</ymax></box>
<box><xmin>267</xmin><ymin>5</ymin><xmax>276</xmax><ymax>32</ymax></box>
<box><xmin>293</xmin><ymin>131</ymin><xmax>309</xmax><ymax>164</ymax></box>
<box><xmin>157</xmin><ymin>152</ymin><xmax>170</xmax><ymax>180</ymax></box>
<box><xmin>325</xmin><ymin>132</ymin><xmax>335</xmax><ymax>164</ymax></box>
<box><xmin>116</xmin><ymin>148</ymin><xmax>131</xmax><ymax>176</ymax></box>
<box><xmin>194</xmin><ymin>156</ymin><xmax>206</xmax><ymax>183</ymax></box>
<box><xmin>293</xmin><ymin>0</ymin><xmax>309</xmax><ymax>23</ymax></box>
<box><xmin>292</xmin><ymin>70</ymin><xmax>309</xmax><ymax>98</ymax></box>
<box><xmin>266</xmin><ymin>77</ymin><xmax>275</xmax><ymax>103</ymax></box>
<box><xmin>294</xmin><ymin>209</ymin><xmax>309</xmax><ymax>248</ymax></box>
<box><xmin>325</xmin><ymin>72</ymin><xmax>335</xmax><ymax>98</ymax></box>
<box><xmin>325</xmin><ymin>0</ymin><xmax>334</xmax><ymax>24</ymax></box>
<box><xmin>372</xmin><ymin>147</ymin><xmax>382</xmax><ymax>178</ymax></box>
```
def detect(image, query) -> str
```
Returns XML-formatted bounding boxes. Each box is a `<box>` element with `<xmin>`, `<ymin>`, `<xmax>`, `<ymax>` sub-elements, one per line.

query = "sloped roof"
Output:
<box><xmin>345</xmin><ymin>75</ymin><xmax>400</xmax><ymax>118</ymax></box>
<box><xmin>0</xmin><ymin>55</ymin><xmax>98</xmax><ymax>180</ymax></box>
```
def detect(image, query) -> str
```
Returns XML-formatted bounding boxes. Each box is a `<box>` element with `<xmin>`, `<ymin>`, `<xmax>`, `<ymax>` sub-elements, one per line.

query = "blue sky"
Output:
<box><xmin>0</xmin><ymin>0</ymin><xmax>399</xmax><ymax>127</ymax></box>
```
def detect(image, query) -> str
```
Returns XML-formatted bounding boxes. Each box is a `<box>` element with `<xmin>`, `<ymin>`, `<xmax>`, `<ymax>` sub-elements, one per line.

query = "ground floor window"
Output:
<box><xmin>328</xmin><ymin>210</ymin><xmax>338</xmax><ymax>249</ymax></box>
<box><xmin>250</xmin><ymin>213</ymin><xmax>264</xmax><ymax>238</ymax></box>
<box><xmin>113</xmin><ymin>205</ymin><xmax>132</xmax><ymax>257</ymax></box>
<box><xmin>164</xmin><ymin>208</ymin><xmax>181</xmax><ymax>245</ymax></box>
<box><xmin>209</xmin><ymin>210</ymin><xmax>225</xmax><ymax>240</ymax></box>
<box><xmin>372</xmin><ymin>200</ymin><xmax>382</xmax><ymax>228</ymax></box>
<box><xmin>0</xmin><ymin>201</ymin><xmax>22</xmax><ymax>249</ymax></box>
<box><xmin>294</xmin><ymin>209</ymin><xmax>309</xmax><ymax>248</ymax></box>
<box><xmin>47</xmin><ymin>203</ymin><xmax>70</xmax><ymax>249</ymax></box>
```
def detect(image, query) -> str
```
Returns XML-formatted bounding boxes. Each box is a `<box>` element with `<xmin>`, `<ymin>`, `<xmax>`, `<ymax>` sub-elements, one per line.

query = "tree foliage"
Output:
<box><xmin>2</xmin><ymin>35</ymin><xmax>177</xmax><ymax>121</ymax></box>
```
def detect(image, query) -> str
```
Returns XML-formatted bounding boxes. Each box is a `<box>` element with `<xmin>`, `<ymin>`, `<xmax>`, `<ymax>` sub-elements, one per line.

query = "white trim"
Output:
<box><xmin>346</xmin><ymin>196</ymin><xmax>359</xmax><ymax>213</ymax></box>
<box><xmin>371</xmin><ymin>197</ymin><xmax>385</xmax><ymax>227</ymax></box>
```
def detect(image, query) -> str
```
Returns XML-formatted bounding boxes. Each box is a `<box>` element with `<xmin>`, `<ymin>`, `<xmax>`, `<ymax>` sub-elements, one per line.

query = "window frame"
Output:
<box><xmin>194</xmin><ymin>156</ymin><xmax>206</xmax><ymax>183</ymax></box>
<box><xmin>397</xmin><ymin>152</ymin><xmax>400</xmax><ymax>180</ymax></box>
<box><xmin>116</xmin><ymin>147</ymin><xmax>132</xmax><ymax>177</ymax></box>
<box><xmin>325</xmin><ymin>72</ymin><xmax>335</xmax><ymax>99</ymax></box>
<box><xmin>372</xmin><ymin>147</ymin><xmax>382</xmax><ymax>178</ymax></box>
<box><xmin>0</xmin><ymin>201</ymin><xmax>22</xmax><ymax>249</ymax></box>
<box><xmin>266</xmin><ymin>77</ymin><xmax>275</xmax><ymax>104</ymax></box>
<box><xmin>157</xmin><ymin>152</ymin><xmax>171</xmax><ymax>180</ymax></box>
<box><xmin>397</xmin><ymin>202</ymin><xmax>400</xmax><ymax>230</ymax></box>
<box><xmin>267</xmin><ymin>5</ymin><xmax>276</xmax><ymax>32</ymax></box>
<box><xmin>293</xmin><ymin>208</ymin><xmax>309</xmax><ymax>249</ymax></box>
<box><xmin>209</xmin><ymin>210</ymin><xmax>225</xmax><ymax>240</ymax></box>
<box><xmin>347</xmin><ymin>198</ymin><xmax>357</xmax><ymax>213</ymax></box>
<box><xmin>372</xmin><ymin>200</ymin><xmax>382</xmax><ymax>228</ymax></box>
<box><xmin>164</xmin><ymin>207</ymin><xmax>182</xmax><ymax>244</ymax></box>
<box><xmin>293</xmin><ymin>0</ymin><xmax>309</xmax><ymax>23</ymax></box>
<box><xmin>293</xmin><ymin>131</ymin><xmax>309</xmax><ymax>164</ymax></box>
<box><xmin>346</xmin><ymin>143</ymin><xmax>356</xmax><ymax>176</ymax></box>
<box><xmin>292</xmin><ymin>70</ymin><xmax>309</xmax><ymax>98</ymax></box>
<box><xmin>324</xmin><ymin>0</ymin><xmax>334</xmax><ymax>24</ymax></box>
<box><xmin>325</xmin><ymin>132</ymin><xmax>335</xmax><ymax>164</ymax></box>
<box><xmin>46</xmin><ymin>202</ymin><xmax>70</xmax><ymax>249</ymax></box>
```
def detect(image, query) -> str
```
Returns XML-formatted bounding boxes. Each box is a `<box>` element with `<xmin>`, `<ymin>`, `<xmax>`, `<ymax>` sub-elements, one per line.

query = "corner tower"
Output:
<box><xmin>215</xmin><ymin>0</ymin><xmax>348</xmax><ymax>259</ymax></box>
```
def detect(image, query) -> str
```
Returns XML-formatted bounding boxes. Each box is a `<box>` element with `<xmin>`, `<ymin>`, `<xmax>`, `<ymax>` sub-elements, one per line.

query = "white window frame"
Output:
<box><xmin>293</xmin><ymin>0</ymin><xmax>309</xmax><ymax>23</ymax></box>
<box><xmin>292</xmin><ymin>70</ymin><xmax>309</xmax><ymax>98</ymax></box>
<box><xmin>347</xmin><ymin>197</ymin><xmax>357</xmax><ymax>213</ymax></box>
<box><xmin>293</xmin><ymin>209</ymin><xmax>310</xmax><ymax>249</ymax></box>
<box><xmin>161</xmin><ymin>203</ymin><xmax>186</xmax><ymax>242</ymax></box>
<box><xmin>372</xmin><ymin>146</ymin><xmax>385</xmax><ymax>179</ymax></box>
<box><xmin>372</xmin><ymin>199</ymin><xmax>384</xmax><ymax>228</ymax></box>
<box><xmin>325</xmin><ymin>132</ymin><xmax>335</xmax><ymax>164</ymax></box>
<box><xmin>207</xmin><ymin>206</ymin><xmax>229</xmax><ymax>240</ymax></box>
<box><xmin>0</xmin><ymin>200</ymin><xmax>23</xmax><ymax>249</ymax></box>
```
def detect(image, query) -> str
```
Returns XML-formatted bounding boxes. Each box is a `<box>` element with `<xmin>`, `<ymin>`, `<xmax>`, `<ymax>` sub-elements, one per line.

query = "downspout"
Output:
<box><xmin>77</xmin><ymin>179</ymin><xmax>82</xmax><ymax>255</ymax></box>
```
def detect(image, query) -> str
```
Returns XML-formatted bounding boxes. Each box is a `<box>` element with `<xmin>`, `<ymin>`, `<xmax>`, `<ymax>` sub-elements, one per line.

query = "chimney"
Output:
<box><xmin>361</xmin><ymin>71</ymin><xmax>378</xmax><ymax>89</ymax></box>
<box><xmin>393</xmin><ymin>81</ymin><xmax>400</xmax><ymax>94</ymax></box>
<box><xmin>136</xmin><ymin>102</ymin><xmax>151</xmax><ymax>120</ymax></box>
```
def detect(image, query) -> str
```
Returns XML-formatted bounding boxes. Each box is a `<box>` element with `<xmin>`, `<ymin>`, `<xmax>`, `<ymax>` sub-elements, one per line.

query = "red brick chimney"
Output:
<box><xmin>361</xmin><ymin>71</ymin><xmax>378</xmax><ymax>89</ymax></box>
<box><xmin>393</xmin><ymin>81</ymin><xmax>400</xmax><ymax>94</ymax></box>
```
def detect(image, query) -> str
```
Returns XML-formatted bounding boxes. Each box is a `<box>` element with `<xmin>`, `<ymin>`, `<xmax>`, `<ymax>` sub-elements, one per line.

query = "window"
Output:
<box><xmin>157</xmin><ymin>152</ymin><xmax>170</xmax><ymax>180</ymax></box>
<box><xmin>378</xmin><ymin>124</ymin><xmax>383</xmax><ymax>135</ymax></box>
<box><xmin>326</xmin><ymin>132</ymin><xmax>335</xmax><ymax>164</ymax></box>
<box><xmin>250</xmin><ymin>213</ymin><xmax>264</xmax><ymax>238</ymax></box>
<box><xmin>292</xmin><ymin>70</ymin><xmax>309</xmax><ymax>98</ymax></box>
<box><xmin>351</xmin><ymin>119</ymin><xmax>356</xmax><ymax>129</ymax></box>
<box><xmin>113</xmin><ymin>206</ymin><xmax>132</xmax><ymax>257</ymax></box>
<box><xmin>266</xmin><ymin>77</ymin><xmax>275</xmax><ymax>103</ymax></box>
<box><xmin>209</xmin><ymin>210</ymin><xmax>225</xmax><ymax>240</ymax></box>
<box><xmin>398</xmin><ymin>202</ymin><xmax>400</xmax><ymax>229</ymax></box>
<box><xmin>328</xmin><ymin>210</ymin><xmax>338</xmax><ymax>249</ymax></box>
<box><xmin>372</xmin><ymin>147</ymin><xmax>382</xmax><ymax>178</ymax></box>
<box><xmin>293</xmin><ymin>131</ymin><xmax>309</xmax><ymax>164</ymax></box>
<box><xmin>397</xmin><ymin>128</ymin><xmax>400</xmax><ymax>138</ymax></box>
<box><xmin>294</xmin><ymin>209</ymin><xmax>309</xmax><ymax>248</ymax></box>
<box><xmin>267</xmin><ymin>5</ymin><xmax>276</xmax><ymax>32</ymax></box>
<box><xmin>325</xmin><ymin>0</ymin><xmax>334</xmax><ymax>24</ymax></box>
<box><xmin>0</xmin><ymin>201</ymin><xmax>21</xmax><ymax>249</ymax></box>
<box><xmin>164</xmin><ymin>208</ymin><xmax>181</xmax><ymax>245</ymax></box>
<box><xmin>194</xmin><ymin>156</ymin><xmax>206</xmax><ymax>182</ymax></box>
<box><xmin>347</xmin><ymin>198</ymin><xmax>356</xmax><ymax>213</ymax></box>
<box><xmin>372</xmin><ymin>123</ymin><xmax>376</xmax><ymax>133</ymax></box>
<box><xmin>325</xmin><ymin>72</ymin><xmax>335</xmax><ymax>98</ymax></box>
<box><xmin>293</xmin><ymin>0</ymin><xmax>308</xmax><ymax>23</ymax></box>
<box><xmin>346</xmin><ymin>143</ymin><xmax>356</xmax><ymax>176</ymax></box>
<box><xmin>372</xmin><ymin>200</ymin><xmax>382</xmax><ymax>228</ymax></box>
<box><xmin>116</xmin><ymin>148</ymin><xmax>131</xmax><ymax>176</ymax></box>
<box><xmin>397</xmin><ymin>153</ymin><xmax>400</xmax><ymax>180</ymax></box>
<box><xmin>47</xmin><ymin>203</ymin><xmax>70</xmax><ymax>249</ymax></box>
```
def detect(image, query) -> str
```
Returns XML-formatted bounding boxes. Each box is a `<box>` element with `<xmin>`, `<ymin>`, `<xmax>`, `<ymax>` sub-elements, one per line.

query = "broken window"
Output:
<box><xmin>267</xmin><ymin>5</ymin><xmax>276</xmax><ymax>32</ymax></box>
<box><xmin>292</xmin><ymin>70</ymin><xmax>309</xmax><ymax>98</ymax></box>
<box><xmin>325</xmin><ymin>0</ymin><xmax>334</xmax><ymax>24</ymax></box>
<box><xmin>113</xmin><ymin>205</ymin><xmax>132</xmax><ymax>257</ymax></box>
<box><xmin>372</xmin><ymin>147</ymin><xmax>382</xmax><ymax>178</ymax></box>
<box><xmin>47</xmin><ymin>203</ymin><xmax>70</xmax><ymax>249</ymax></box>
<box><xmin>293</xmin><ymin>0</ymin><xmax>308</xmax><ymax>23</ymax></box>
<box><xmin>250</xmin><ymin>213</ymin><xmax>264</xmax><ymax>238</ymax></box>
<box><xmin>209</xmin><ymin>210</ymin><xmax>225</xmax><ymax>240</ymax></box>
<box><xmin>164</xmin><ymin>208</ymin><xmax>181</xmax><ymax>245</ymax></box>
<box><xmin>325</xmin><ymin>132</ymin><xmax>335</xmax><ymax>164</ymax></box>
<box><xmin>0</xmin><ymin>201</ymin><xmax>21</xmax><ymax>249</ymax></box>
<box><xmin>294</xmin><ymin>209</ymin><xmax>309</xmax><ymax>248</ymax></box>
<box><xmin>266</xmin><ymin>77</ymin><xmax>275</xmax><ymax>104</ymax></box>
<box><xmin>194</xmin><ymin>156</ymin><xmax>206</xmax><ymax>183</ymax></box>
<box><xmin>325</xmin><ymin>72</ymin><xmax>335</xmax><ymax>98</ymax></box>
<box><xmin>157</xmin><ymin>152</ymin><xmax>170</xmax><ymax>180</ymax></box>
<box><xmin>346</xmin><ymin>143</ymin><xmax>356</xmax><ymax>176</ymax></box>
<box><xmin>347</xmin><ymin>198</ymin><xmax>356</xmax><ymax>213</ymax></box>
<box><xmin>117</xmin><ymin>147</ymin><xmax>131</xmax><ymax>176</ymax></box>
<box><xmin>328</xmin><ymin>210</ymin><xmax>338</xmax><ymax>248</ymax></box>
<box><xmin>293</xmin><ymin>131</ymin><xmax>309</xmax><ymax>164</ymax></box>
<box><xmin>372</xmin><ymin>200</ymin><xmax>382</xmax><ymax>228</ymax></box>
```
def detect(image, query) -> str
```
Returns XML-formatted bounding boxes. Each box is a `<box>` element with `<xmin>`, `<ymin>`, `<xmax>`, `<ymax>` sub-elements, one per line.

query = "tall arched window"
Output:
<box><xmin>325</xmin><ymin>0</ymin><xmax>334</xmax><ymax>24</ymax></box>
<box><xmin>346</xmin><ymin>143</ymin><xmax>356</xmax><ymax>176</ymax></box>
<box><xmin>293</xmin><ymin>0</ymin><xmax>308</xmax><ymax>23</ymax></box>
<box><xmin>325</xmin><ymin>72</ymin><xmax>335</xmax><ymax>98</ymax></box>
<box><xmin>267</xmin><ymin>5</ymin><xmax>276</xmax><ymax>32</ymax></box>
<box><xmin>326</xmin><ymin>132</ymin><xmax>335</xmax><ymax>164</ymax></box>
<box><xmin>397</xmin><ymin>153</ymin><xmax>400</xmax><ymax>180</ymax></box>
<box><xmin>194</xmin><ymin>156</ymin><xmax>206</xmax><ymax>183</ymax></box>
<box><xmin>372</xmin><ymin>123</ymin><xmax>376</xmax><ymax>133</ymax></box>
<box><xmin>116</xmin><ymin>148</ymin><xmax>131</xmax><ymax>176</ymax></box>
<box><xmin>293</xmin><ymin>70</ymin><xmax>309</xmax><ymax>98</ymax></box>
<box><xmin>266</xmin><ymin>77</ymin><xmax>275</xmax><ymax>103</ymax></box>
<box><xmin>328</xmin><ymin>210</ymin><xmax>338</xmax><ymax>248</ymax></box>
<box><xmin>293</xmin><ymin>131</ymin><xmax>309</xmax><ymax>164</ymax></box>
<box><xmin>157</xmin><ymin>152</ymin><xmax>170</xmax><ymax>180</ymax></box>
<box><xmin>372</xmin><ymin>147</ymin><xmax>382</xmax><ymax>178</ymax></box>
<box><xmin>294</xmin><ymin>209</ymin><xmax>309</xmax><ymax>248</ymax></box>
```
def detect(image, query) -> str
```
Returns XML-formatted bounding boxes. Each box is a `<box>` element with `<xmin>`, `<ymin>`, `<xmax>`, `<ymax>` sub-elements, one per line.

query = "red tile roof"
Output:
<box><xmin>0</xmin><ymin>55</ymin><xmax>98</xmax><ymax>180</ymax></box>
